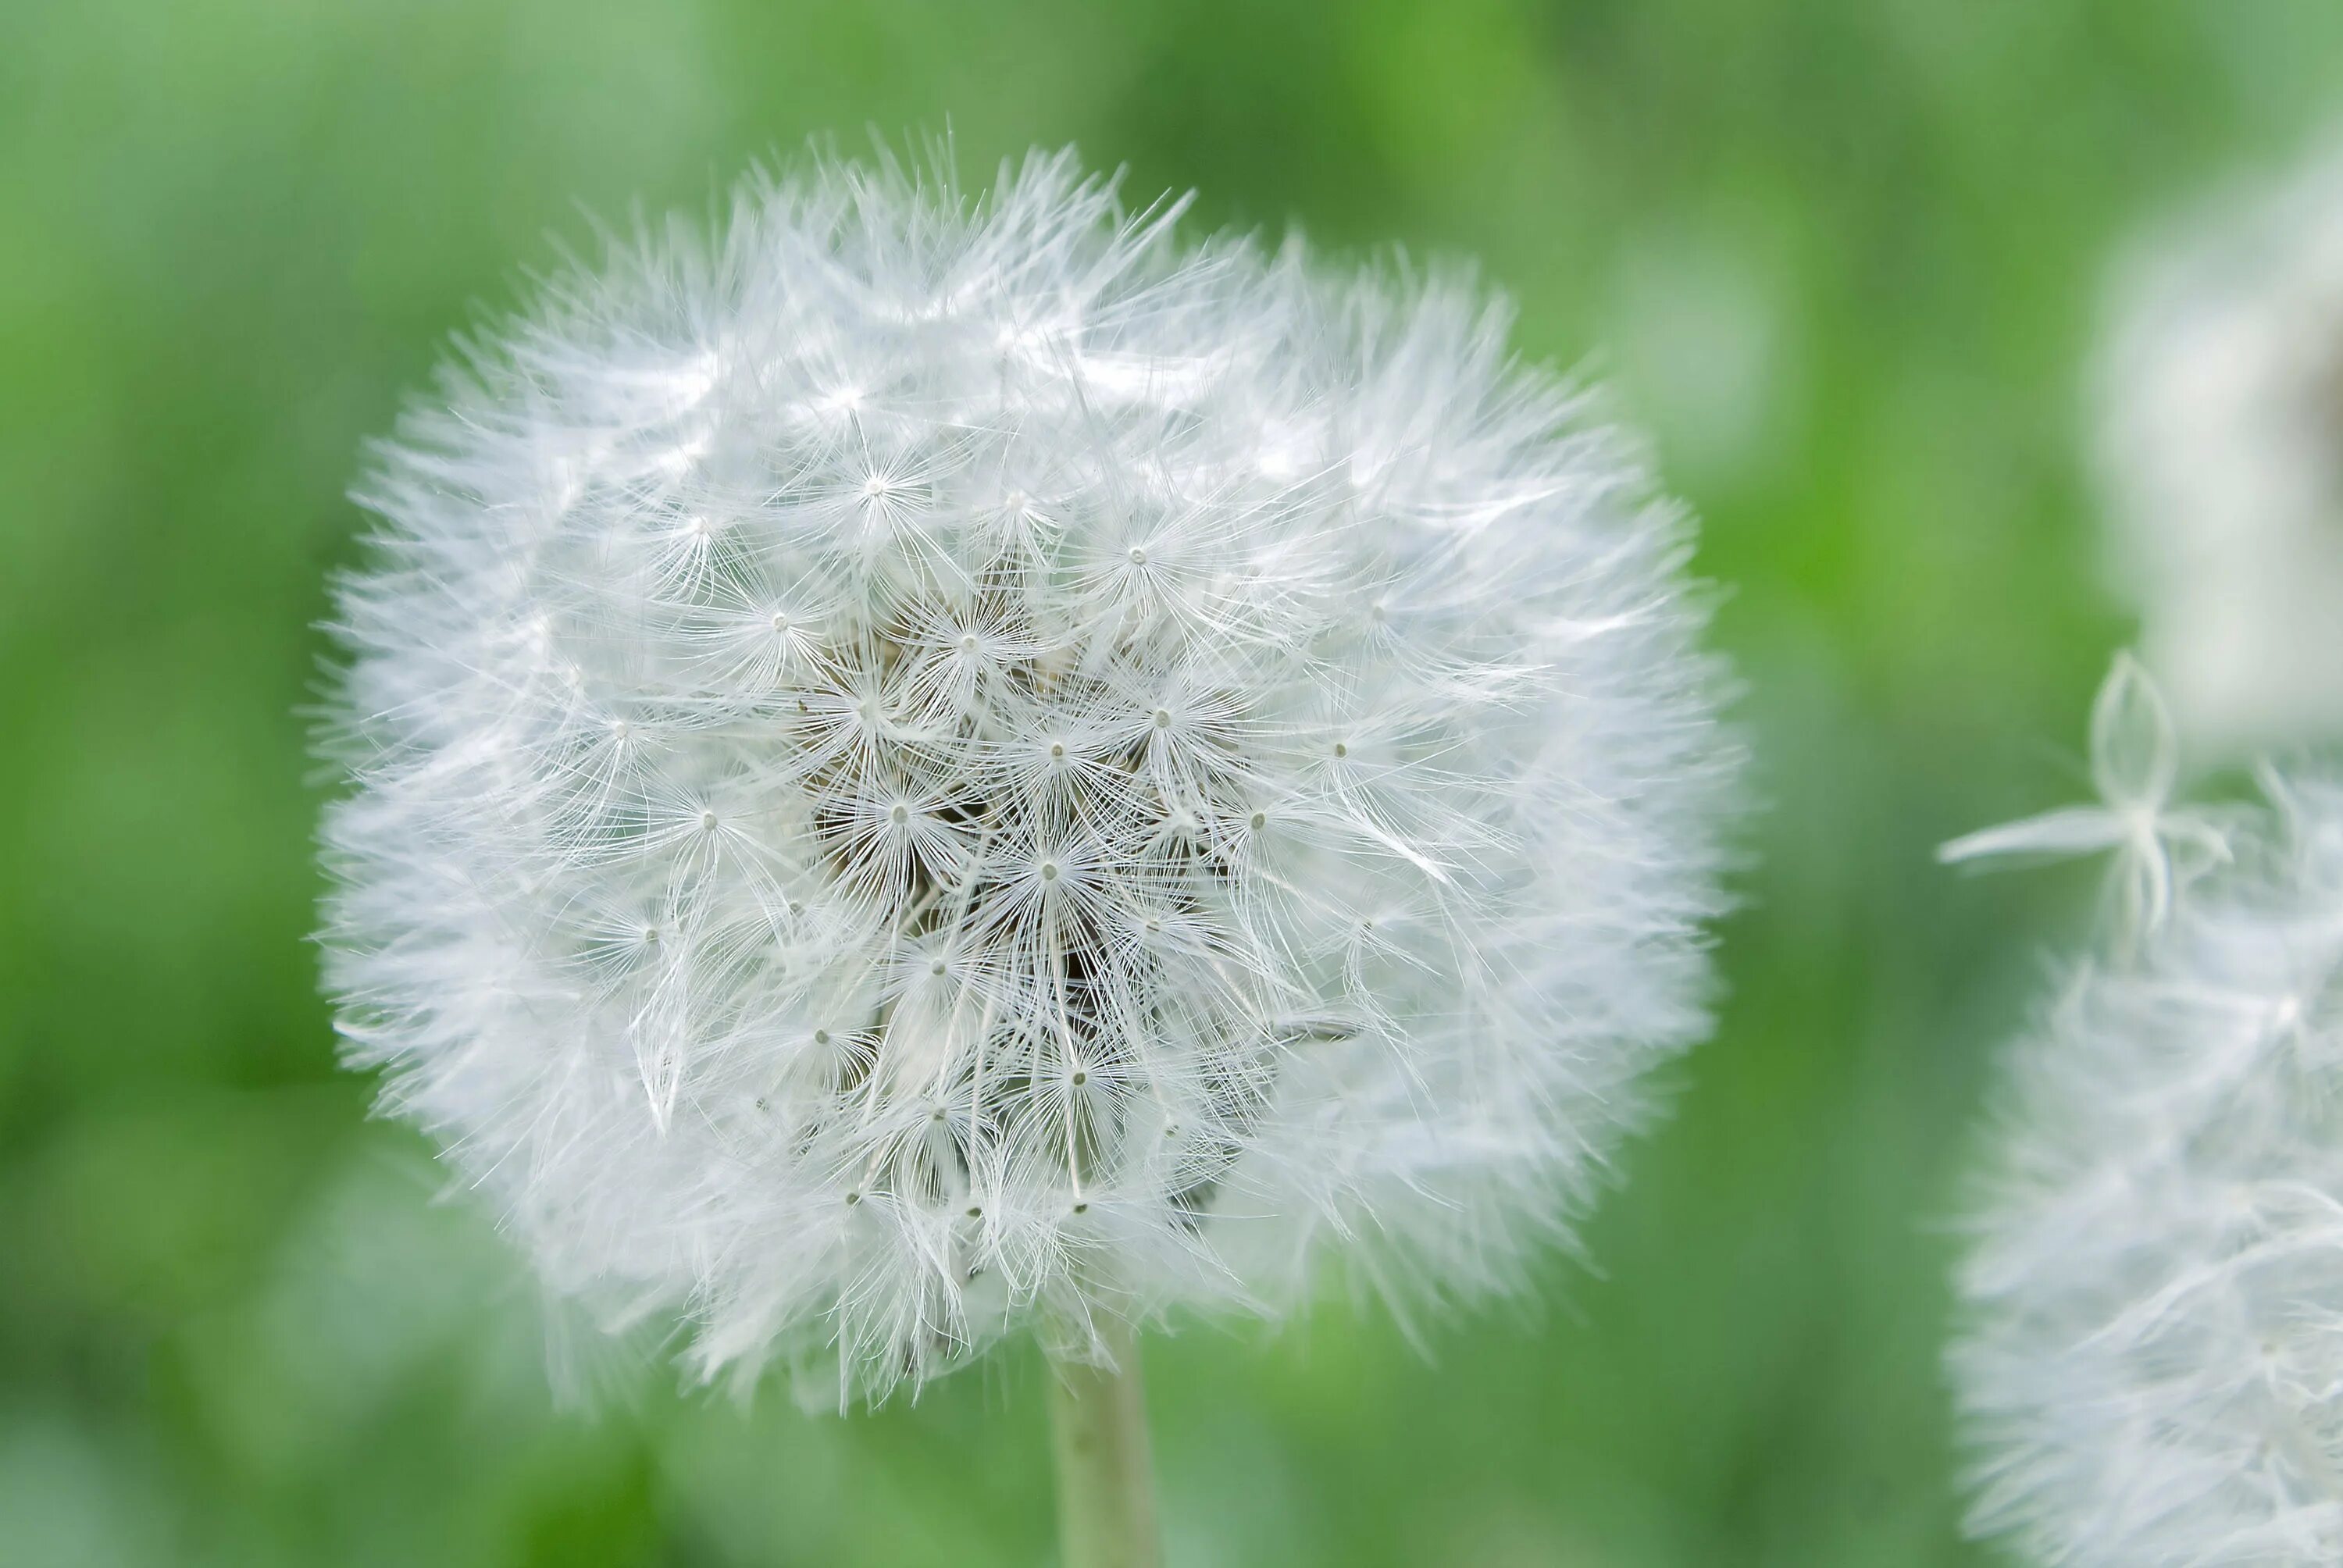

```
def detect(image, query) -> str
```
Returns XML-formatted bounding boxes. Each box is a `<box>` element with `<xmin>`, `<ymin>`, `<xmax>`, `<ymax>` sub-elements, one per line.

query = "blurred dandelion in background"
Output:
<box><xmin>2097</xmin><ymin>133</ymin><xmax>2343</xmax><ymax>757</ymax></box>
<box><xmin>316</xmin><ymin>146</ymin><xmax>1739</xmax><ymax>1559</ymax></box>
<box><xmin>1949</xmin><ymin>657</ymin><xmax>2343</xmax><ymax>1567</ymax></box>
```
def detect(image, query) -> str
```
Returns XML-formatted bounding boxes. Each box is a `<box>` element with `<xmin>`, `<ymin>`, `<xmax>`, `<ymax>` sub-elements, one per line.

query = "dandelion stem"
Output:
<box><xmin>1046</xmin><ymin>1318</ymin><xmax>1160</xmax><ymax>1568</ymax></box>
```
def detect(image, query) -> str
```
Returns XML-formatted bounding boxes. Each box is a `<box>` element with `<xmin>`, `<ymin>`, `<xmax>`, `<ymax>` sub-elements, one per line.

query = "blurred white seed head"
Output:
<box><xmin>319</xmin><ymin>148</ymin><xmax>1739</xmax><ymax>1404</ymax></box>
<box><xmin>1950</xmin><ymin>661</ymin><xmax>2343</xmax><ymax>1566</ymax></box>
<box><xmin>2096</xmin><ymin>134</ymin><xmax>2343</xmax><ymax>757</ymax></box>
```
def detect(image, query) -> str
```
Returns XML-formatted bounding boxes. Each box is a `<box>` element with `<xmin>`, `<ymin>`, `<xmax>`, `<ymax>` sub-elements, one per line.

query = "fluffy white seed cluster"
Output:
<box><xmin>319</xmin><ymin>149</ymin><xmax>1737</xmax><ymax>1403</ymax></box>
<box><xmin>1952</xmin><ymin>670</ymin><xmax>2343</xmax><ymax>1565</ymax></box>
<box><xmin>2096</xmin><ymin>132</ymin><xmax>2343</xmax><ymax>756</ymax></box>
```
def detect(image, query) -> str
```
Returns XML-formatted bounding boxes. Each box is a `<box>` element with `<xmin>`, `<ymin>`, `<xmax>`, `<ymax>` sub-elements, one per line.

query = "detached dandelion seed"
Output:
<box><xmin>1940</xmin><ymin>653</ymin><xmax>2231</xmax><ymax>954</ymax></box>
<box><xmin>318</xmin><ymin>147</ymin><xmax>1739</xmax><ymax>1562</ymax></box>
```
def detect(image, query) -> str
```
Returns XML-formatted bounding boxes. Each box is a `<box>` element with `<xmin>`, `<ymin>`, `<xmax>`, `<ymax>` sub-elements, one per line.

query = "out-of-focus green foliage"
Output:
<box><xmin>5</xmin><ymin>3</ymin><xmax>2341</xmax><ymax>1563</ymax></box>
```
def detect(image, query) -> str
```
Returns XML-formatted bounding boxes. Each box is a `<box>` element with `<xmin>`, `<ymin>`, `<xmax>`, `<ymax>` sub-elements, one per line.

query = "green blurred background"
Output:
<box><xmin>5</xmin><ymin>2</ymin><xmax>2341</xmax><ymax>1563</ymax></box>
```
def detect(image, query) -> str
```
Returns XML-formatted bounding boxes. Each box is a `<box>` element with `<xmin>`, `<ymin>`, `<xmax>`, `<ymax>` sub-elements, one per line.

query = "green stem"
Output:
<box><xmin>1046</xmin><ymin>1317</ymin><xmax>1161</xmax><ymax>1568</ymax></box>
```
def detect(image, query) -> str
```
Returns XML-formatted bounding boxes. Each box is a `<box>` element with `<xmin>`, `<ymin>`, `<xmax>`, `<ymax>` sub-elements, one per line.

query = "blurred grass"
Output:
<box><xmin>5</xmin><ymin>2</ymin><xmax>2343</xmax><ymax>1563</ymax></box>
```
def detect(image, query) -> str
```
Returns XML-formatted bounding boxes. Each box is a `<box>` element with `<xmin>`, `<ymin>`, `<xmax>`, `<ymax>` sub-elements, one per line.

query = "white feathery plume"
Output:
<box><xmin>318</xmin><ymin>147</ymin><xmax>1740</xmax><ymax>1406</ymax></box>
<box><xmin>1940</xmin><ymin>651</ymin><xmax>2229</xmax><ymax>953</ymax></box>
<box><xmin>2096</xmin><ymin>134</ymin><xmax>2343</xmax><ymax>756</ymax></box>
<box><xmin>1950</xmin><ymin>658</ymin><xmax>2343</xmax><ymax>1566</ymax></box>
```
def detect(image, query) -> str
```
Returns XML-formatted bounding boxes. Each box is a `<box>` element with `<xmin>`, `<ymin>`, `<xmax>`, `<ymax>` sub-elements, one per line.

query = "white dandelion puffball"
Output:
<box><xmin>2096</xmin><ymin>135</ymin><xmax>2343</xmax><ymax>757</ymax></box>
<box><xmin>319</xmin><ymin>149</ymin><xmax>1739</xmax><ymax>1402</ymax></box>
<box><xmin>1953</xmin><ymin>762</ymin><xmax>2343</xmax><ymax>1566</ymax></box>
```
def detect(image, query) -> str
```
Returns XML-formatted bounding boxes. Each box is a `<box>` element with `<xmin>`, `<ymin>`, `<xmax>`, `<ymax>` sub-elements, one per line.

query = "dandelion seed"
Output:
<box><xmin>1941</xmin><ymin>654</ymin><xmax>2230</xmax><ymax>950</ymax></box>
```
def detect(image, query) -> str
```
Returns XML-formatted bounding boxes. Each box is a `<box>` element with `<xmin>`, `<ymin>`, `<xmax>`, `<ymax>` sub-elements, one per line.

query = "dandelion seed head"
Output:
<box><xmin>319</xmin><ymin>148</ymin><xmax>1738</xmax><ymax>1403</ymax></box>
<box><xmin>2098</xmin><ymin>134</ymin><xmax>2343</xmax><ymax>755</ymax></box>
<box><xmin>1953</xmin><ymin>744</ymin><xmax>2343</xmax><ymax>1561</ymax></box>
